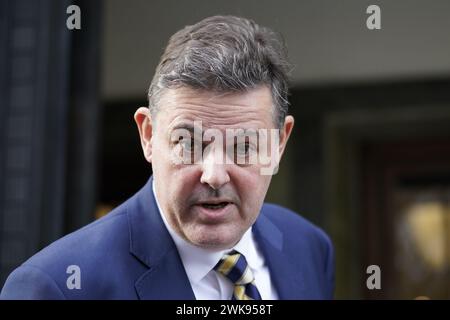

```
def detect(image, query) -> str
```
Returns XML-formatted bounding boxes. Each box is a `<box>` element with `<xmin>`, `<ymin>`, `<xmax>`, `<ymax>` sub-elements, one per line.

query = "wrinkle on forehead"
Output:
<box><xmin>157</xmin><ymin>86</ymin><xmax>276</xmax><ymax>130</ymax></box>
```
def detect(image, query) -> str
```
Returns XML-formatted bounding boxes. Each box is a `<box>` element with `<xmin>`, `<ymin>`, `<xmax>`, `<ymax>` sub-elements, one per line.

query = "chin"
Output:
<box><xmin>186</xmin><ymin>225</ymin><xmax>243</xmax><ymax>250</ymax></box>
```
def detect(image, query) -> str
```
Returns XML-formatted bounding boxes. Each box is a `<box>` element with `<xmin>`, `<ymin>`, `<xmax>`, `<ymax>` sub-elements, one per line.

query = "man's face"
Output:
<box><xmin>135</xmin><ymin>86</ymin><xmax>293</xmax><ymax>250</ymax></box>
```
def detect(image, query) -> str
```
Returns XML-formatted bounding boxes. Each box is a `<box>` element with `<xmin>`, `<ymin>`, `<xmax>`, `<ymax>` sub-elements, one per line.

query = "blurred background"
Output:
<box><xmin>0</xmin><ymin>0</ymin><xmax>449</xmax><ymax>299</ymax></box>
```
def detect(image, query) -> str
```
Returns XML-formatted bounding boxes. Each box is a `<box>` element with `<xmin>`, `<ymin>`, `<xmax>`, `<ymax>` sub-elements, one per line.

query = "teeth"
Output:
<box><xmin>202</xmin><ymin>202</ymin><xmax>229</xmax><ymax>209</ymax></box>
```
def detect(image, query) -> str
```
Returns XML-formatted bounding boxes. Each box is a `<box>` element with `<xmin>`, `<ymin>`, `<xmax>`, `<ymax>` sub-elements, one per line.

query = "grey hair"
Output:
<box><xmin>148</xmin><ymin>15</ymin><xmax>291</xmax><ymax>128</ymax></box>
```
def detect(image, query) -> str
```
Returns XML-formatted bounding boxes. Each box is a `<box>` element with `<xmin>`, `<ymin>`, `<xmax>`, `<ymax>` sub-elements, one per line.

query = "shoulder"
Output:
<box><xmin>1</xmin><ymin>202</ymin><xmax>139</xmax><ymax>299</ymax></box>
<box><xmin>259</xmin><ymin>203</ymin><xmax>335</xmax><ymax>298</ymax></box>
<box><xmin>260</xmin><ymin>203</ymin><xmax>334</xmax><ymax>275</ymax></box>
<box><xmin>25</xmin><ymin>204</ymin><xmax>129</xmax><ymax>271</ymax></box>
<box><xmin>261</xmin><ymin>202</ymin><xmax>333</xmax><ymax>250</ymax></box>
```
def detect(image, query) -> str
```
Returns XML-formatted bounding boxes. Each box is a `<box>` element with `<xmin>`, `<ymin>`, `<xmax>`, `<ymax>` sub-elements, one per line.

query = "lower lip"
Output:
<box><xmin>193</xmin><ymin>203</ymin><xmax>235</xmax><ymax>222</ymax></box>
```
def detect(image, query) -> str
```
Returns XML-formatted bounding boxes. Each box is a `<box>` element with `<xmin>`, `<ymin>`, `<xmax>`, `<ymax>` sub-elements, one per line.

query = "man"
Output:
<box><xmin>1</xmin><ymin>15</ymin><xmax>334</xmax><ymax>300</ymax></box>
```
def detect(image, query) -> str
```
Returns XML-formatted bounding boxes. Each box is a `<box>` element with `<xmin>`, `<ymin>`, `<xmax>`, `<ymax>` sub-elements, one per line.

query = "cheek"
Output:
<box><xmin>235</xmin><ymin>171</ymin><xmax>271</xmax><ymax>210</ymax></box>
<box><xmin>152</xmin><ymin>138</ymin><xmax>181</xmax><ymax>177</ymax></box>
<box><xmin>169</xmin><ymin>170</ymin><xmax>201</xmax><ymax>204</ymax></box>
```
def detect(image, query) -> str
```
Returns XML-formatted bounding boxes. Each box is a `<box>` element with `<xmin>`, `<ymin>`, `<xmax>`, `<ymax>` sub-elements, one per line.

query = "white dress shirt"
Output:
<box><xmin>152</xmin><ymin>180</ymin><xmax>278</xmax><ymax>300</ymax></box>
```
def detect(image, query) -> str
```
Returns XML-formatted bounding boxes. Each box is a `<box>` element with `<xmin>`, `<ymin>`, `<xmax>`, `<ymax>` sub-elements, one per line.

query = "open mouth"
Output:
<box><xmin>200</xmin><ymin>202</ymin><xmax>231</xmax><ymax>209</ymax></box>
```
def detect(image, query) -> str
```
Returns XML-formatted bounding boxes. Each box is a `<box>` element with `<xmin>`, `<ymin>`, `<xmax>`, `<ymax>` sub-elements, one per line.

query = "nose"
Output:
<box><xmin>200</xmin><ymin>148</ymin><xmax>230</xmax><ymax>190</ymax></box>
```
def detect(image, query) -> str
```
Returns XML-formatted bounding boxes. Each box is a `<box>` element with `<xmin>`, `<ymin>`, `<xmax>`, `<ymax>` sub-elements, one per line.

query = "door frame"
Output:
<box><xmin>324</xmin><ymin>105</ymin><xmax>450</xmax><ymax>298</ymax></box>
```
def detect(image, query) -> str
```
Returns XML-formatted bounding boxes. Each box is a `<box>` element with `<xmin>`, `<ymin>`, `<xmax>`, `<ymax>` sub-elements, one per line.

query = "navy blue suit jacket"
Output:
<box><xmin>1</xmin><ymin>176</ymin><xmax>334</xmax><ymax>299</ymax></box>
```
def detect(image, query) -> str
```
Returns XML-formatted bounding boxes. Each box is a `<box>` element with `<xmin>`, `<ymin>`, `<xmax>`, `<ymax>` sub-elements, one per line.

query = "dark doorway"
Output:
<box><xmin>362</xmin><ymin>139</ymin><xmax>450</xmax><ymax>299</ymax></box>
<box><xmin>97</xmin><ymin>100</ymin><xmax>151</xmax><ymax>218</ymax></box>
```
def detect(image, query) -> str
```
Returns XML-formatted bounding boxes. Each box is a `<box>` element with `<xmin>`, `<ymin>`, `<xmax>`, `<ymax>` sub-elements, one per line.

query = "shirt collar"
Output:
<box><xmin>152</xmin><ymin>178</ymin><xmax>260</xmax><ymax>284</ymax></box>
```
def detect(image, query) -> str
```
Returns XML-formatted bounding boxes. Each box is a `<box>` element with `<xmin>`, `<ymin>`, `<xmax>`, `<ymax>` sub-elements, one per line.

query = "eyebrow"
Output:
<box><xmin>168</xmin><ymin>122</ymin><xmax>262</xmax><ymax>142</ymax></box>
<box><xmin>168</xmin><ymin>122</ymin><xmax>203</xmax><ymax>143</ymax></box>
<box><xmin>170</xmin><ymin>123</ymin><xmax>200</xmax><ymax>134</ymax></box>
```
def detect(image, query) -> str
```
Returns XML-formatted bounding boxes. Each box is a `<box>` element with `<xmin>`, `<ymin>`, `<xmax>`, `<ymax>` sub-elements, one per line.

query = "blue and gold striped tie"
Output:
<box><xmin>214</xmin><ymin>250</ymin><xmax>262</xmax><ymax>300</ymax></box>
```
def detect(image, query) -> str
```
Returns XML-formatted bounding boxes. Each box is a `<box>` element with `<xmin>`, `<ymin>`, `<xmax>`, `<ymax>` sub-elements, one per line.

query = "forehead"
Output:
<box><xmin>156</xmin><ymin>86</ymin><xmax>275</xmax><ymax>130</ymax></box>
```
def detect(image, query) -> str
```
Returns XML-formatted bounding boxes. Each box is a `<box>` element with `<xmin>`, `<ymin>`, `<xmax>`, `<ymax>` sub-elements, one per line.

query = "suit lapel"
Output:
<box><xmin>134</xmin><ymin>250</ymin><xmax>196</xmax><ymax>299</ymax></box>
<box><xmin>127</xmin><ymin>176</ymin><xmax>196</xmax><ymax>300</ymax></box>
<box><xmin>253</xmin><ymin>210</ymin><xmax>308</xmax><ymax>299</ymax></box>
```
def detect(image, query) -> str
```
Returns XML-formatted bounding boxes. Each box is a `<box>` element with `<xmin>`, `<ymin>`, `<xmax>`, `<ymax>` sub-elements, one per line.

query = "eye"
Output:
<box><xmin>233</xmin><ymin>142</ymin><xmax>257</xmax><ymax>166</ymax></box>
<box><xmin>235</xmin><ymin>142</ymin><xmax>250</xmax><ymax>156</ymax></box>
<box><xmin>179</xmin><ymin>138</ymin><xmax>195</xmax><ymax>153</ymax></box>
<box><xmin>176</xmin><ymin>137</ymin><xmax>203</xmax><ymax>165</ymax></box>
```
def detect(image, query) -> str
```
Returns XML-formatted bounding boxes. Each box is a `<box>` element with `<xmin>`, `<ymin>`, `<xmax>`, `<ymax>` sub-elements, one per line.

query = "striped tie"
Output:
<box><xmin>214</xmin><ymin>250</ymin><xmax>262</xmax><ymax>300</ymax></box>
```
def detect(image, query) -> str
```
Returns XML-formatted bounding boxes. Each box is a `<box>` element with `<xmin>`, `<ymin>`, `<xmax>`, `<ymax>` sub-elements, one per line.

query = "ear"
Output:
<box><xmin>278</xmin><ymin>115</ymin><xmax>295</xmax><ymax>160</ymax></box>
<box><xmin>134</xmin><ymin>107</ymin><xmax>154</xmax><ymax>163</ymax></box>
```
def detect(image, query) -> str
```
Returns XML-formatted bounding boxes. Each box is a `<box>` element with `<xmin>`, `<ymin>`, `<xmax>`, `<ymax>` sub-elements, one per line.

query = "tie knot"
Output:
<box><xmin>214</xmin><ymin>250</ymin><xmax>254</xmax><ymax>285</ymax></box>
